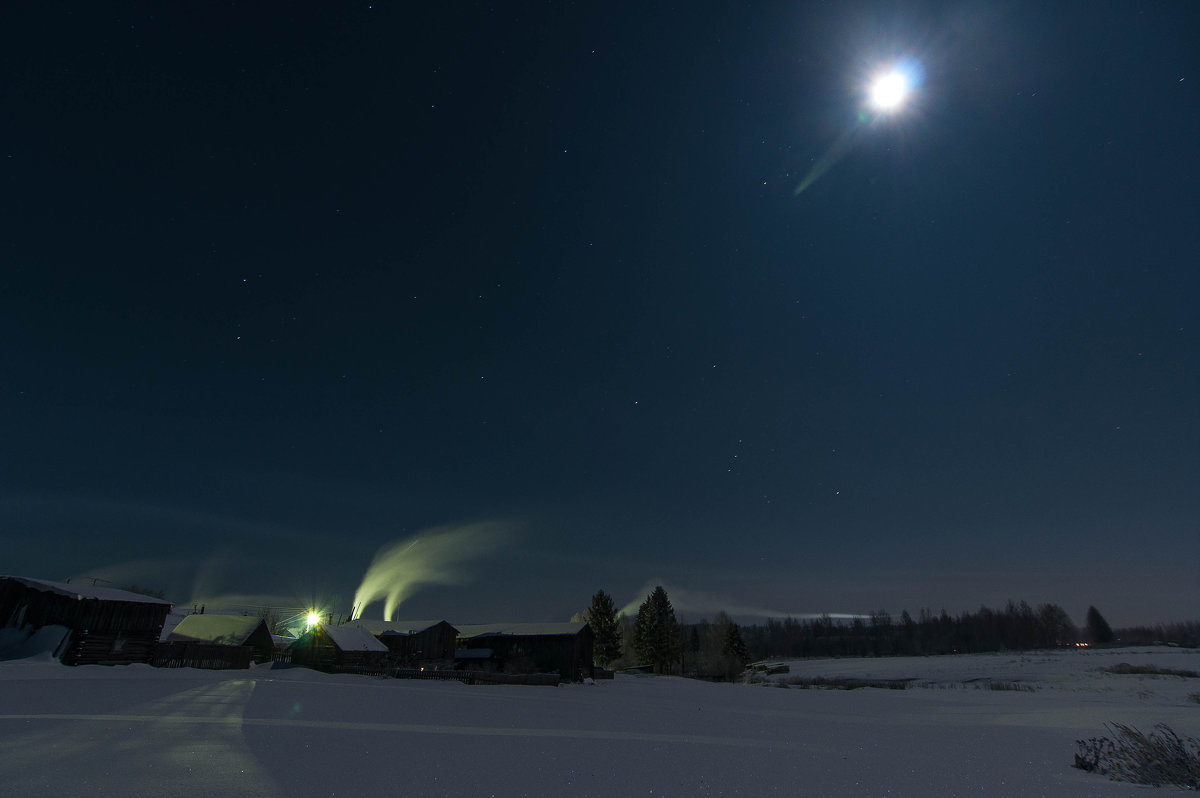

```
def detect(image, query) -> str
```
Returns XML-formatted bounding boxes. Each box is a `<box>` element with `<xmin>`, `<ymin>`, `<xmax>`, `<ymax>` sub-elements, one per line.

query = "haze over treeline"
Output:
<box><xmin>600</xmin><ymin>587</ymin><xmax>1199</xmax><ymax>679</ymax></box>
<box><xmin>736</xmin><ymin>605</ymin><xmax>1200</xmax><ymax>661</ymax></box>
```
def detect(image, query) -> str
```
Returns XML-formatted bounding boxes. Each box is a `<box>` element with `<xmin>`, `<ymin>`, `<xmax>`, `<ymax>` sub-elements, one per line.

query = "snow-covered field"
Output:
<box><xmin>1</xmin><ymin>646</ymin><xmax>1197</xmax><ymax>797</ymax></box>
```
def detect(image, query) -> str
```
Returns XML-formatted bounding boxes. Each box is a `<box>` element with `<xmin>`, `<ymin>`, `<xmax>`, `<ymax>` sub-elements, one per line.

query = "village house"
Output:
<box><xmin>290</xmin><ymin>624</ymin><xmax>390</xmax><ymax>673</ymax></box>
<box><xmin>0</xmin><ymin>575</ymin><xmax>172</xmax><ymax>666</ymax></box>
<box><xmin>154</xmin><ymin>613</ymin><xmax>275</xmax><ymax>669</ymax></box>
<box><xmin>347</xmin><ymin>619</ymin><xmax>459</xmax><ymax>667</ymax></box>
<box><xmin>454</xmin><ymin>622</ymin><xmax>594</xmax><ymax>682</ymax></box>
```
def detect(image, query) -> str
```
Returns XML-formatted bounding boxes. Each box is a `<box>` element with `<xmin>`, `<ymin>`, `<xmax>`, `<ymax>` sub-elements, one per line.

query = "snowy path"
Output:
<box><xmin>1</xmin><ymin>648</ymin><xmax>1196</xmax><ymax>796</ymax></box>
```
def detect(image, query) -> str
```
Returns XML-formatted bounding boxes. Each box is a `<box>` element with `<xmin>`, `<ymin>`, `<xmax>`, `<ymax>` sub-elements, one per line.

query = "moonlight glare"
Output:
<box><xmin>350</xmin><ymin>521</ymin><xmax>515</xmax><ymax>621</ymax></box>
<box><xmin>794</xmin><ymin>57</ymin><xmax>924</xmax><ymax>196</ymax></box>
<box><xmin>868</xmin><ymin>70</ymin><xmax>910</xmax><ymax>111</ymax></box>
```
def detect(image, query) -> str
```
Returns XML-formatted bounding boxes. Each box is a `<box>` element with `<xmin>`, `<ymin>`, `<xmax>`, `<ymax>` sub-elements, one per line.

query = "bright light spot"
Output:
<box><xmin>305</xmin><ymin>611</ymin><xmax>320</xmax><ymax>631</ymax></box>
<box><xmin>869</xmin><ymin>70</ymin><xmax>910</xmax><ymax>112</ymax></box>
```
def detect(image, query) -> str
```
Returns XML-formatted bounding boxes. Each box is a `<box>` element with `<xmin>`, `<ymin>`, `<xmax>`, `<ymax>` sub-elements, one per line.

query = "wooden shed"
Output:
<box><xmin>290</xmin><ymin>624</ymin><xmax>390</xmax><ymax>673</ymax></box>
<box><xmin>0</xmin><ymin>575</ymin><xmax>172</xmax><ymax>666</ymax></box>
<box><xmin>348</xmin><ymin>619</ymin><xmax>459</xmax><ymax>666</ymax></box>
<box><xmin>455</xmin><ymin>622</ymin><xmax>593</xmax><ymax>682</ymax></box>
<box><xmin>155</xmin><ymin>614</ymin><xmax>275</xmax><ymax>668</ymax></box>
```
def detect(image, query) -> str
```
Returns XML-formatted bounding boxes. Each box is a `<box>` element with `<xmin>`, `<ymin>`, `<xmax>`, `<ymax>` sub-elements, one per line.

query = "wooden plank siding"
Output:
<box><xmin>0</xmin><ymin>577</ymin><xmax>171</xmax><ymax>666</ymax></box>
<box><xmin>460</xmin><ymin>626</ymin><xmax>594</xmax><ymax>682</ymax></box>
<box><xmin>404</xmin><ymin>621</ymin><xmax>458</xmax><ymax>663</ymax></box>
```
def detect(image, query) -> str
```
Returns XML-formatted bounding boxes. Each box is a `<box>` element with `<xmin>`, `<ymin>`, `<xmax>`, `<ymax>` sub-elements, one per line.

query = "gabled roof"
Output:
<box><xmin>345</xmin><ymin>619</ymin><xmax>457</xmax><ymax>637</ymax></box>
<box><xmin>456</xmin><ymin>622</ymin><xmax>589</xmax><ymax>639</ymax></box>
<box><xmin>321</xmin><ymin>625</ymin><xmax>389</xmax><ymax>652</ymax></box>
<box><xmin>1</xmin><ymin>575</ymin><xmax>172</xmax><ymax>606</ymax></box>
<box><xmin>166</xmin><ymin>614</ymin><xmax>269</xmax><ymax>646</ymax></box>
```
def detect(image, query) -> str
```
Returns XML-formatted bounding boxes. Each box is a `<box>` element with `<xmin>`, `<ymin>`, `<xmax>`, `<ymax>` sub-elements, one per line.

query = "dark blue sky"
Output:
<box><xmin>3</xmin><ymin>2</ymin><xmax>1197</xmax><ymax>627</ymax></box>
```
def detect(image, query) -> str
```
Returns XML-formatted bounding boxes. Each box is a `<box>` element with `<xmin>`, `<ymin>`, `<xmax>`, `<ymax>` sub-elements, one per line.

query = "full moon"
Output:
<box><xmin>868</xmin><ymin>69</ymin><xmax>910</xmax><ymax>112</ymax></box>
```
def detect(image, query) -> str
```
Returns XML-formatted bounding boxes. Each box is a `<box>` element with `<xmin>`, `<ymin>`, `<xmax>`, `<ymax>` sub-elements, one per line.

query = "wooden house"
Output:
<box><xmin>347</xmin><ymin>619</ymin><xmax>458</xmax><ymax>666</ymax></box>
<box><xmin>154</xmin><ymin>614</ymin><xmax>275</xmax><ymax>668</ymax></box>
<box><xmin>455</xmin><ymin>622</ymin><xmax>593</xmax><ymax>682</ymax></box>
<box><xmin>289</xmin><ymin>624</ymin><xmax>390</xmax><ymax>673</ymax></box>
<box><xmin>0</xmin><ymin>575</ymin><xmax>172</xmax><ymax>666</ymax></box>
<box><xmin>271</xmin><ymin>632</ymin><xmax>298</xmax><ymax>659</ymax></box>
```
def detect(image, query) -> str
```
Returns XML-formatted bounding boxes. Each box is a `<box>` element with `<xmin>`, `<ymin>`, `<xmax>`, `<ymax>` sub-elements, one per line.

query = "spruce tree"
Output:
<box><xmin>722</xmin><ymin>621</ymin><xmax>751</xmax><ymax>667</ymax></box>
<box><xmin>633</xmin><ymin>585</ymin><xmax>680</xmax><ymax>673</ymax></box>
<box><xmin>584</xmin><ymin>589</ymin><xmax>623</xmax><ymax>667</ymax></box>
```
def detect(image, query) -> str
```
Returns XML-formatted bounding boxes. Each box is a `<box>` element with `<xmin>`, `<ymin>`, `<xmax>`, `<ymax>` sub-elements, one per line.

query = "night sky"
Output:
<box><xmin>3</xmin><ymin>2</ymin><xmax>1197</xmax><ymax>627</ymax></box>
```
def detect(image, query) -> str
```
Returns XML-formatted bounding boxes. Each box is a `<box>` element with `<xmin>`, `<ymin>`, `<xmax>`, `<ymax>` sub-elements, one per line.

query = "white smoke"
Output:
<box><xmin>350</xmin><ymin>521</ymin><xmax>514</xmax><ymax>621</ymax></box>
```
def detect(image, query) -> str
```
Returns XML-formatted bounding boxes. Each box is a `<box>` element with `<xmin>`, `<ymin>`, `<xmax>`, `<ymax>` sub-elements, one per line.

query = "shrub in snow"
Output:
<box><xmin>978</xmin><ymin>681</ymin><xmax>1035</xmax><ymax>692</ymax></box>
<box><xmin>1074</xmin><ymin>722</ymin><xmax>1200</xmax><ymax>789</ymax></box>
<box><xmin>775</xmin><ymin>675</ymin><xmax>909</xmax><ymax>690</ymax></box>
<box><xmin>1101</xmin><ymin>662</ymin><xmax>1200</xmax><ymax>678</ymax></box>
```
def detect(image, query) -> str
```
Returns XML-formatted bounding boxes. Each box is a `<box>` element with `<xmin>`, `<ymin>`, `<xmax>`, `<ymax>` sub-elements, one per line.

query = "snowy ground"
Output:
<box><xmin>0</xmin><ymin>646</ymin><xmax>1197</xmax><ymax>797</ymax></box>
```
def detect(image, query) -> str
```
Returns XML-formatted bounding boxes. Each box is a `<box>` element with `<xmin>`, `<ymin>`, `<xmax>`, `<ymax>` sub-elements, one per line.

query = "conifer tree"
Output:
<box><xmin>633</xmin><ymin>585</ymin><xmax>680</xmax><ymax>674</ymax></box>
<box><xmin>584</xmin><ymin>589</ymin><xmax>623</xmax><ymax>667</ymax></box>
<box><xmin>722</xmin><ymin>621</ymin><xmax>751</xmax><ymax>666</ymax></box>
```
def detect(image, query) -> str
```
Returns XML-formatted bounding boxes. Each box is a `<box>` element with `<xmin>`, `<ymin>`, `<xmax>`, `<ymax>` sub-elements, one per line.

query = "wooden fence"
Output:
<box><xmin>392</xmin><ymin>668</ymin><xmax>559</xmax><ymax>686</ymax></box>
<box><xmin>151</xmin><ymin>642</ymin><xmax>252</xmax><ymax>670</ymax></box>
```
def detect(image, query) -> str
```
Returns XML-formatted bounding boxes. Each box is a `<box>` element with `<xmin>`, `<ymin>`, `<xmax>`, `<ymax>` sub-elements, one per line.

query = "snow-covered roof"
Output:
<box><xmin>346</xmin><ymin>619</ymin><xmax>455</xmax><ymax>636</ymax></box>
<box><xmin>321</xmin><ymin>625</ymin><xmax>388</xmax><ymax>652</ymax></box>
<box><xmin>166</xmin><ymin>614</ymin><xmax>268</xmax><ymax>646</ymax></box>
<box><xmin>456</xmin><ymin>622</ymin><xmax>589</xmax><ymax>639</ymax></box>
<box><xmin>1</xmin><ymin>575</ymin><xmax>172</xmax><ymax>606</ymax></box>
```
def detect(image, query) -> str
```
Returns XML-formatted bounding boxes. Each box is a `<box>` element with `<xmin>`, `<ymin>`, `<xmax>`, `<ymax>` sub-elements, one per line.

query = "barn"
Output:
<box><xmin>455</xmin><ymin>622</ymin><xmax>593</xmax><ymax>682</ymax></box>
<box><xmin>0</xmin><ymin>575</ymin><xmax>172</xmax><ymax>666</ymax></box>
<box><xmin>155</xmin><ymin>614</ymin><xmax>275</xmax><ymax>668</ymax></box>
<box><xmin>290</xmin><ymin>624</ymin><xmax>390</xmax><ymax>673</ymax></box>
<box><xmin>347</xmin><ymin>619</ymin><xmax>459</xmax><ymax>667</ymax></box>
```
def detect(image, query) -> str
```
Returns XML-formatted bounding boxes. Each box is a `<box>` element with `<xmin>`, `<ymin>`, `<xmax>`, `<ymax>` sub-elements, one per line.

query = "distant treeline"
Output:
<box><xmin>1112</xmin><ymin>621</ymin><xmax>1200</xmax><ymax>648</ymax></box>
<box><xmin>741</xmin><ymin>601</ymin><xmax>1086</xmax><ymax>660</ymax></box>
<box><xmin>595</xmin><ymin>588</ymin><xmax>1198</xmax><ymax>676</ymax></box>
